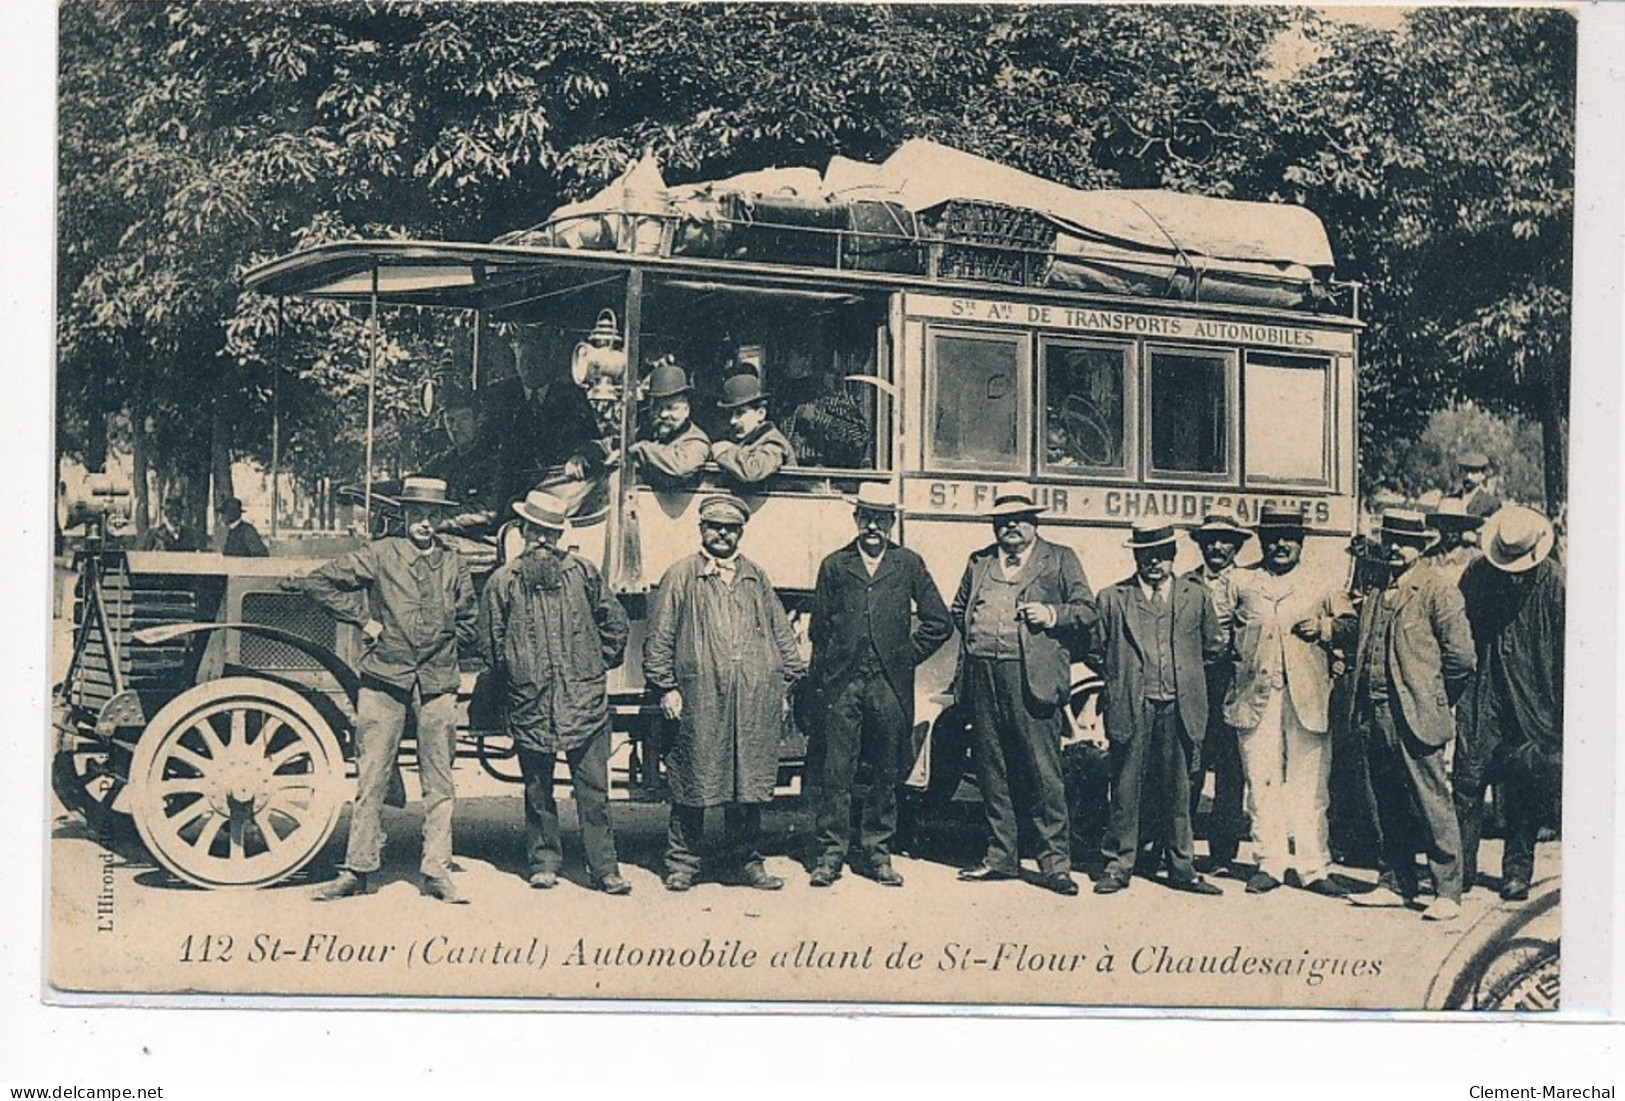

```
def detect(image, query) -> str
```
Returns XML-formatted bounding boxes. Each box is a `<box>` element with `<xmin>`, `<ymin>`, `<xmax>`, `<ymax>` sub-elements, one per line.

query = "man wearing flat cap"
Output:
<box><xmin>1345</xmin><ymin>509</ymin><xmax>1475</xmax><ymax>921</ymax></box>
<box><xmin>709</xmin><ymin>373</ymin><xmax>795</xmax><ymax>488</ymax></box>
<box><xmin>292</xmin><ymin>476</ymin><xmax>478</xmax><ymax>904</ymax></box>
<box><xmin>1452</xmin><ymin>506</ymin><xmax>1564</xmax><ymax>902</ymax></box>
<box><xmin>644</xmin><ymin>492</ymin><xmax>807</xmax><ymax>891</ymax></box>
<box><xmin>480</xmin><ymin>490</ymin><xmax>633</xmax><ymax>896</ymax></box>
<box><xmin>1445</xmin><ymin>452</ymin><xmax>1503</xmax><ymax>521</ymax></box>
<box><xmin>1224</xmin><ymin>506</ymin><xmax>1355</xmax><ymax>898</ymax></box>
<box><xmin>628</xmin><ymin>360</ymin><xmax>711</xmax><ymax>492</ymax></box>
<box><xmin>805</xmin><ymin>483</ymin><xmax>952</xmax><ymax>887</ymax></box>
<box><xmin>1090</xmin><ymin>521</ymin><xmax>1225</xmax><ymax>897</ymax></box>
<box><xmin>1184</xmin><ymin>508</ymin><xmax>1251</xmax><ymax>875</ymax></box>
<box><xmin>950</xmin><ymin>481</ymin><xmax>1097</xmax><ymax>896</ymax></box>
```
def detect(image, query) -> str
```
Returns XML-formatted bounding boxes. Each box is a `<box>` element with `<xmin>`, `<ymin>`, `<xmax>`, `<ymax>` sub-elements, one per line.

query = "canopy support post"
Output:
<box><xmin>609</xmin><ymin>270</ymin><xmax>644</xmax><ymax>590</ymax></box>
<box><xmin>270</xmin><ymin>296</ymin><xmax>284</xmax><ymax>539</ymax></box>
<box><xmin>363</xmin><ymin>267</ymin><xmax>379</xmax><ymax>526</ymax></box>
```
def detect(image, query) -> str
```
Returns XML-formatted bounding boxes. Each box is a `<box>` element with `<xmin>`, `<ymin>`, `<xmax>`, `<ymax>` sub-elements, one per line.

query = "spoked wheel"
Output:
<box><xmin>52</xmin><ymin>740</ymin><xmax>137</xmax><ymax>838</ymax></box>
<box><xmin>128</xmin><ymin>677</ymin><xmax>348</xmax><ymax>889</ymax></box>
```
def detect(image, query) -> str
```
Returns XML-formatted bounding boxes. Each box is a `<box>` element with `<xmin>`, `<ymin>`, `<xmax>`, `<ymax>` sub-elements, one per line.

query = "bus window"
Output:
<box><xmin>1041</xmin><ymin>340</ymin><xmax>1131</xmax><ymax>476</ymax></box>
<box><xmin>1147</xmin><ymin>347</ymin><xmax>1234</xmax><ymax>480</ymax></box>
<box><xmin>1245</xmin><ymin>352</ymin><xmax>1331</xmax><ymax>486</ymax></box>
<box><xmin>928</xmin><ymin>330</ymin><xmax>1027</xmax><ymax>473</ymax></box>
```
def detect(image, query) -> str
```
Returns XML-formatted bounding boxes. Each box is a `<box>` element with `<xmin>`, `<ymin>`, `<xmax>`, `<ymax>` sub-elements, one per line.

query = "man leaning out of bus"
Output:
<box><xmin>628</xmin><ymin>359</ymin><xmax>711</xmax><ymax>491</ymax></box>
<box><xmin>709</xmin><ymin>371</ymin><xmax>794</xmax><ymax>488</ymax></box>
<box><xmin>289</xmin><ymin>475</ymin><xmax>479</xmax><ymax>905</ymax></box>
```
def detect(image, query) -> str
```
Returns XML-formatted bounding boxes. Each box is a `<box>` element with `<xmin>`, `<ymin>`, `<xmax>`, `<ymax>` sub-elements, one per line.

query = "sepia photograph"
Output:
<box><xmin>39</xmin><ymin>0</ymin><xmax>1593</xmax><ymax>1015</ymax></box>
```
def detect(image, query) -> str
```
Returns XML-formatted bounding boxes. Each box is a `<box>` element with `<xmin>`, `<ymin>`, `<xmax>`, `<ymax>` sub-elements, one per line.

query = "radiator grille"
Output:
<box><xmin>239</xmin><ymin>591</ymin><xmax>335</xmax><ymax>670</ymax></box>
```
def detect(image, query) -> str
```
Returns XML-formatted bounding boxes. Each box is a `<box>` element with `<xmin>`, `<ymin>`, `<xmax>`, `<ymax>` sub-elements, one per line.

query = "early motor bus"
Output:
<box><xmin>53</xmin><ymin>141</ymin><xmax>1362</xmax><ymax>889</ymax></box>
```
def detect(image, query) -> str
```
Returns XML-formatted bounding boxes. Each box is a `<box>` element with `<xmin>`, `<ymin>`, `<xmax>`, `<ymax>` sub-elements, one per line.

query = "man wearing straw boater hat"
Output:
<box><xmin>1452</xmin><ymin>505</ymin><xmax>1564</xmax><ymax>902</ymax></box>
<box><xmin>294</xmin><ymin>476</ymin><xmax>478</xmax><ymax>904</ymax></box>
<box><xmin>950</xmin><ymin>481</ymin><xmax>1096</xmax><ymax>896</ymax></box>
<box><xmin>643</xmin><ymin>492</ymin><xmax>807</xmax><ymax>891</ymax></box>
<box><xmin>1345</xmin><ymin>509</ymin><xmax>1475</xmax><ymax>921</ymax></box>
<box><xmin>480</xmin><ymin>490</ymin><xmax>633</xmax><ymax>896</ymax></box>
<box><xmin>804</xmin><ymin>482</ymin><xmax>952</xmax><ymax>887</ymax></box>
<box><xmin>1090</xmin><ymin>521</ymin><xmax>1225</xmax><ymax>897</ymax></box>
<box><xmin>1183</xmin><ymin>507</ymin><xmax>1252</xmax><ymax>875</ymax></box>
<box><xmin>1223</xmin><ymin>506</ymin><xmax>1355</xmax><ymax>899</ymax></box>
<box><xmin>628</xmin><ymin>359</ymin><xmax>711</xmax><ymax>491</ymax></box>
<box><xmin>709</xmin><ymin>371</ymin><xmax>795</xmax><ymax>488</ymax></box>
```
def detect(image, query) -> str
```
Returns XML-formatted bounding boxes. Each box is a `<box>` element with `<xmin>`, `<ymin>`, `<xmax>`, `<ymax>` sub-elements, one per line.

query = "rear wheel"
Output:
<box><xmin>128</xmin><ymin>677</ymin><xmax>347</xmax><ymax>889</ymax></box>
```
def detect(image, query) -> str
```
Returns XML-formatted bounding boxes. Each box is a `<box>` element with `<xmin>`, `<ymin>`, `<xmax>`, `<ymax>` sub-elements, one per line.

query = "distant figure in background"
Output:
<box><xmin>1453</xmin><ymin>506</ymin><xmax>1564</xmax><ymax>902</ymax></box>
<box><xmin>219</xmin><ymin>496</ymin><xmax>269</xmax><ymax>557</ymax></box>
<box><xmin>1424</xmin><ymin>497</ymin><xmax>1484</xmax><ymax>585</ymax></box>
<box><xmin>710</xmin><ymin>373</ymin><xmax>794</xmax><ymax>488</ymax></box>
<box><xmin>1444</xmin><ymin>452</ymin><xmax>1503</xmax><ymax>523</ymax></box>
<box><xmin>629</xmin><ymin>361</ymin><xmax>711</xmax><ymax>491</ymax></box>
<box><xmin>424</xmin><ymin>400</ymin><xmax>501</xmax><ymax>529</ymax></box>
<box><xmin>140</xmin><ymin>494</ymin><xmax>201</xmax><ymax>551</ymax></box>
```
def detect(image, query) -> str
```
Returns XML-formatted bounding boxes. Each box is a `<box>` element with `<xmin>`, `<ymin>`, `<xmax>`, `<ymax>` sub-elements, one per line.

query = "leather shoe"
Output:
<box><xmin>957</xmin><ymin>863</ymin><xmax>1016</xmax><ymax>883</ymax></box>
<box><xmin>1500</xmin><ymin>877</ymin><xmax>1531</xmax><ymax>902</ymax></box>
<box><xmin>863</xmin><ymin>864</ymin><xmax>905</xmax><ymax>888</ymax></box>
<box><xmin>1170</xmin><ymin>875</ymin><xmax>1223</xmax><ymax>896</ymax></box>
<box><xmin>1305</xmin><ymin>877</ymin><xmax>1351</xmax><ymax>898</ymax></box>
<box><xmin>1246</xmin><ymin>871</ymin><xmax>1282</xmax><ymax>894</ymax></box>
<box><xmin>1092</xmin><ymin>871</ymin><xmax>1130</xmax><ymax>895</ymax></box>
<box><xmin>421</xmin><ymin>875</ymin><xmax>469</xmax><ymax>904</ymax></box>
<box><xmin>312</xmin><ymin>870</ymin><xmax>368</xmax><ymax>902</ymax></box>
<box><xmin>729</xmin><ymin>863</ymin><xmax>784</xmax><ymax>891</ymax></box>
<box><xmin>1349</xmin><ymin>885</ymin><xmax>1410</xmax><ymax>908</ymax></box>
<box><xmin>809</xmin><ymin>864</ymin><xmax>842</xmax><ymax>888</ymax></box>
<box><xmin>527</xmin><ymin>871</ymin><xmax>558</xmax><ymax>890</ymax></box>
<box><xmin>1422</xmin><ymin>897</ymin><xmax>1461</xmax><ymax>922</ymax></box>
<box><xmin>663</xmin><ymin>870</ymin><xmax>696</xmax><ymax>892</ymax></box>
<box><xmin>1040</xmin><ymin>872</ymin><xmax>1080</xmax><ymax>896</ymax></box>
<box><xmin>596</xmin><ymin>874</ymin><xmax>632</xmax><ymax>896</ymax></box>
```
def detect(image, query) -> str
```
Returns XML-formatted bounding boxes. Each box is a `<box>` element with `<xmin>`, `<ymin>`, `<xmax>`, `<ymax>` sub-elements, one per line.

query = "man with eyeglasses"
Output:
<box><xmin>643</xmin><ymin>493</ymin><xmax>807</xmax><ymax>891</ymax></box>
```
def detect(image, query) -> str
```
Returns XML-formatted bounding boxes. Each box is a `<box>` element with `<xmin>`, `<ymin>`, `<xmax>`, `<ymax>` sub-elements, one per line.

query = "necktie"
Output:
<box><xmin>1153</xmin><ymin>580</ymin><xmax>1166</xmax><ymax>603</ymax></box>
<box><xmin>1004</xmin><ymin>552</ymin><xmax>1021</xmax><ymax>569</ymax></box>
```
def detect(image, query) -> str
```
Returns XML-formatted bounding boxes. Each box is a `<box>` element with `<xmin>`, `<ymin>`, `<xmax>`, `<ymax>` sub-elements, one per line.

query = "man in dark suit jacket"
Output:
<box><xmin>806</xmin><ymin>483</ymin><xmax>952</xmax><ymax>887</ymax></box>
<box><xmin>1090</xmin><ymin>522</ymin><xmax>1225</xmax><ymax>897</ymax></box>
<box><xmin>950</xmin><ymin>481</ymin><xmax>1097</xmax><ymax>896</ymax></box>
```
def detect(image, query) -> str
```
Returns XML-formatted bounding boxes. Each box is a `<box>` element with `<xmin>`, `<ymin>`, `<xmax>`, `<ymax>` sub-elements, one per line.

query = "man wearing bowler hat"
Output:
<box><xmin>1425</xmin><ymin>497</ymin><xmax>1484</xmax><ymax>585</ymax></box>
<box><xmin>1184</xmin><ymin>508</ymin><xmax>1252</xmax><ymax>875</ymax></box>
<box><xmin>951</xmin><ymin>481</ymin><xmax>1097</xmax><ymax>896</ymax></box>
<box><xmin>628</xmin><ymin>359</ymin><xmax>711</xmax><ymax>491</ymax></box>
<box><xmin>709</xmin><ymin>372</ymin><xmax>795</xmax><ymax>488</ymax></box>
<box><xmin>1346</xmin><ymin>509</ymin><xmax>1475</xmax><ymax>920</ymax></box>
<box><xmin>293</xmin><ymin>476</ymin><xmax>478</xmax><ymax>904</ymax></box>
<box><xmin>805</xmin><ymin>483</ymin><xmax>952</xmax><ymax>887</ymax></box>
<box><xmin>1452</xmin><ymin>506</ymin><xmax>1564</xmax><ymax>901</ymax></box>
<box><xmin>480</xmin><ymin>489</ymin><xmax>633</xmax><ymax>896</ymax></box>
<box><xmin>643</xmin><ymin>493</ymin><xmax>807</xmax><ymax>891</ymax></box>
<box><xmin>1224</xmin><ymin>506</ymin><xmax>1355</xmax><ymax>898</ymax></box>
<box><xmin>1091</xmin><ymin>521</ymin><xmax>1225</xmax><ymax>896</ymax></box>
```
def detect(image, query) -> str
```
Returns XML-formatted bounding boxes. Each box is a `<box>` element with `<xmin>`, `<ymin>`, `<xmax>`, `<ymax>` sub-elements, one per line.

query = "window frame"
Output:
<box><xmin>1142</xmin><ymin>343</ymin><xmax>1240</xmax><ymax>485</ymax></box>
<box><xmin>1241</xmin><ymin>350</ymin><xmax>1335</xmax><ymax>490</ymax></box>
<box><xmin>922</xmin><ymin>324</ymin><xmax>1031</xmax><ymax>476</ymax></box>
<box><xmin>1036</xmin><ymin>336</ymin><xmax>1138</xmax><ymax>482</ymax></box>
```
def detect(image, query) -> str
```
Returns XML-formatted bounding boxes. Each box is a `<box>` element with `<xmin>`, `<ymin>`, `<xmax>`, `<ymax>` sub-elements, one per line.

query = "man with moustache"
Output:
<box><xmin>951</xmin><ymin>481</ymin><xmax>1097</xmax><ymax>896</ymax></box>
<box><xmin>1091</xmin><ymin>522</ymin><xmax>1225</xmax><ymax>897</ymax></box>
<box><xmin>628</xmin><ymin>360</ymin><xmax>711</xmax><ymax>491</ymax></box>
<box><xmin>1224</xmin><ymin>506</ymin><xmax>1355</xmax><ymax>898</ymax></box>
<box><xmin>1443</xmin><ymin>451</ymin><xmax>1503</xmax><ymax>521</ymax></box>
<box><xmin>643</xmin><ymin>493</ymin><xmax>807</xmax><ymax>891</ymax></box>
<box><xmin>480</xmin><ymin>490</ymin><xmax>632</xmax><ymax>896</ymax></box>
<box><xmin>1346</xmin><ymin>510</ymin><xmax>1476</xmax><ymax>921</ymax></box>
<box><xmin>805</xmin><ymin>483</ymin><xmax>952</xmax><ymax>887</ymax></box>
<box><xmin>709</xmin><ymin>373</ymin><xmax>795</xmax><ymax>488</ymax></box>
<box><xmin>293</xmin><ymin>477</ymin><xmax>478</xmax><ymax>904</ymax></box>
<box><xmin>1183</xmin><ymin>508</ymin><xmax>1252</xmax><ymax>875</ymax></box>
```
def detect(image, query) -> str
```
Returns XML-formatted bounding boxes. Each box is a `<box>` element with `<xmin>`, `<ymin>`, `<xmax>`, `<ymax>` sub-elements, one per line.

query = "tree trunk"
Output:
<box><xmin>1541</xmin><ymin>390</ymin><xmax>1568</xmax><ymax>521</ymax></box>
<box><xmin>130</xmin><ymin>402</ymin><xmax>151</xmax><ymax>542</ymax></box>
<box><xmin>209</xmin><ymin>386</ymin><xmax>234</xmax><ymax>550</ymax></box>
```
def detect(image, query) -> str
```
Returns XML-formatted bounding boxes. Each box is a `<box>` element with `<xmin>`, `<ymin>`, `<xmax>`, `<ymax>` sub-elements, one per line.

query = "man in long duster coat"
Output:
<box><xmin>643</xmin><ymin>494</ymin><xmax>806</xmax><ymax>890</ymax></box>
<box><xmin>481</xmin><ymin>490</ymin><xmax>631</xmax><ymax>894</ymax></box>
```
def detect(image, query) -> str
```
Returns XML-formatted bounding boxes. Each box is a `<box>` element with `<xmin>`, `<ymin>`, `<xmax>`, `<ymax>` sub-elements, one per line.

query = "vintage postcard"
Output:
<box><xmin>43</xmin><ymin>0</ymin><xmax>1594</xmax><ymax>1013</ymax></box>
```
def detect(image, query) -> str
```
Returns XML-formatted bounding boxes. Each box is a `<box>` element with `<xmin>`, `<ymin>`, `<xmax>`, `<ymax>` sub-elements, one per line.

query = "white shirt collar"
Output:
<box><xmin>1138</xmin><ymin>576</ymin><xmax>1171</xmax><ymax>601</ymax></box>
<box><xmin>858</xmin><ymin>544</ymin><xmax>885</xmax><ymax>575</ymax></box>
<box><xmin>999</xmin><ymin>542</ymin><xmax>1036</xmax><ymax>576</ymax></box>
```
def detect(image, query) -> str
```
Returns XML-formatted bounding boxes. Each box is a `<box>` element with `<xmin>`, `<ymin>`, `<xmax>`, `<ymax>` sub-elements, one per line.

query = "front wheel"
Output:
<box><xmin>128</xmin><ymin>677</ymin><xmax>348</xmax><ymax>889</ymax></box>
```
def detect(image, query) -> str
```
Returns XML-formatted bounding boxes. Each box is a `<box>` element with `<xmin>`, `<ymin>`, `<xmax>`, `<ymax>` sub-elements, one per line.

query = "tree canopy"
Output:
<box><xmin>55</xmin><ymin>1</ymin><xmax>1577</xmax><ymax>535</ymax></box>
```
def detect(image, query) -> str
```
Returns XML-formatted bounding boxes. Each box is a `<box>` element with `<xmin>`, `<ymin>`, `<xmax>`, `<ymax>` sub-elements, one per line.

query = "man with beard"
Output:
<box><xmin>951</xmin><ymin>481</ymin><xmax>1097</xmax><ymax>896</ymax></box>
<box><xmin>709</xmin><ymin>373</ymin><xmax>795</xmax><ymax>488</ymax></box>
<box><xmin>1346</xmin><ymin>510</ymin><xmax>1475</xmax><ymax>921</ymax></box>
<box><xmin>480</xmin><ymin>489</ymin><xmax>632</xmax><ymax>896</ymax></box>
<box><xmin>1091</xmin><ymin>522</ymin><xmax>1224</xmax><ymax>897</ymax></box>
<box><xmin>294</xmin><ymin>477</ymin><xmax>478</xmax><ymax>904</ymax></box>
<box><xmin>1452</xmin><ymin>506</ymin><xmax>1564</xmax><ymax>901</ymax></box>
<box><xmin>1224</xmin><ymin>506</ymin><xmax>1354</xmax><ymax>898</ymax></box>
<box><xmin>1183</xmin><ymin>508</ymin><xmax>1251</xmax><ymax>875</ymax></box>
<box><xmin>643</xmin><ymin>493</ymin><xmax>807</xmax><ymax>891</ymax></box>
<box><xmin>805</xmin><ymin>483</ymin><xmax>952</xmax><ymax>887</ymax></box>
<box><xmin>628</xmin><ymin>360</ymin><xmax>711</xmax><ymax>491</ymax></box>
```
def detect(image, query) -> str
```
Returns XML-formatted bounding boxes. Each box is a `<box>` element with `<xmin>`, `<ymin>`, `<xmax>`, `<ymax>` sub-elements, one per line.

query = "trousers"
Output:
<box><xmin>1360</xmin><ymin>697</ymin><xmax>1463</xmax><ymax>901</ymax></box>
<box><xmin>1192</xmin><ymin>662</ymin><xmax>1247</xmax><ymax>865</ymax></box>
<box><xmin>518</xmin><ymin>729</ymin><xmax>619</xmax><ymax>881</ymax></box>
<box><xmin>1453</xmin><ymin>732</ymin><xmax>1559</xmax><ymax>888</ymax></box>
<box><xmin>814</xmin><ymin>658</ymin><xmax>905</xmax><ymax>867</ymax></box>
<box><xmin>1237</xmin><ymin>684</ymin><xmax>1332</xmax><ymax>882</ymax></box>
<box><xmin>1103</xmin><ymin>699</ymin><xmax>1197</xmax><ymax>881</ymax></box>
<box><xmin>666</xmin><ymin>802</ymin><xmax>766</xmax><ymax>875</ymax></box>
<box><xmin>344</xmin><ymin>682</ymin><xmax>457</xmax><ymax>878</ymax></box>
<box><xmin>964</xmin><ymin>656</ymin><xmax>1070</xmax><ymax>876</ymax></box>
